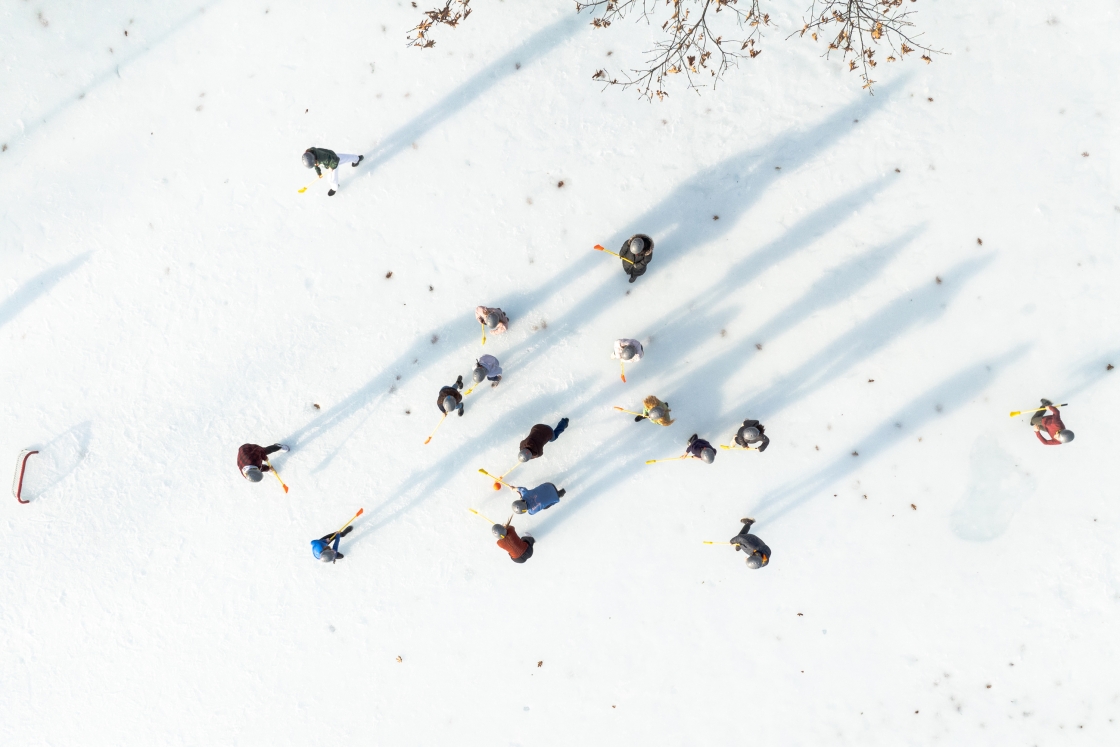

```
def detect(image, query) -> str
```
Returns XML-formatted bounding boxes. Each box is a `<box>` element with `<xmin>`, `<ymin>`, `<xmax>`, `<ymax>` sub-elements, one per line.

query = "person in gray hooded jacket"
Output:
<box><xmin>619</xmin><ymin>234</ymin><xmax>654</xmax><ymax>283</ymax></box>
<box><xmin>733</xmin><ymin>419</ymin><xmax>770</xmax><ymax>452</ymax></box>
<box><xmin>731</xmin><ymin>518</ymin><xmax>770</xmax><ymax>569</ymax></box>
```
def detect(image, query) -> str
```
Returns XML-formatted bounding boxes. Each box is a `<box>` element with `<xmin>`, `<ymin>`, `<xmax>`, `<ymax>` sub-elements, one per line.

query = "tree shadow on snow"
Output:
<box><xmin>361</xmin><ymin>13</ymin><xmax>584</xmax><ymax>174</ymax></box>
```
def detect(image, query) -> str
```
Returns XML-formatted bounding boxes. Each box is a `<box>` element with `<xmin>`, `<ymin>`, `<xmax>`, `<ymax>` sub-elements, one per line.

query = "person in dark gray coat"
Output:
<box><xmin>733</xmin><ymin>419</ymin><xmax>770</xmax><ymax>452</ymax></box>
<box><xmin>731</xmin><ymin>518</ymin><xmax>770</xmax><ymax>569</ymax></box>
<box><xmin>619</xmin><ymin>234</ymin><xmax>654</xmax><ymax>283</ymax></box>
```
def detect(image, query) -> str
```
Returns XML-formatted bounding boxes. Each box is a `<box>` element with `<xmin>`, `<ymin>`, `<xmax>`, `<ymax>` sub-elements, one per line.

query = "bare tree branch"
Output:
<box><xmin>789</xmin><ymin>0</ymin><xmax>944</xmax><ymax>92</ymax></box>
<box><xmin>407</xmin><ymin>0</ymin><xmax>473</xmax><ymax>49</ymax></box>
<box><xmin>404</xmin><ymin>1</ymin><xmax>941</xmax><ymax>98</ymax></box>
<box><xmin>580</xmin><ymin>0</ymin><xmax>772</xmax><ymax>100</ymax></box>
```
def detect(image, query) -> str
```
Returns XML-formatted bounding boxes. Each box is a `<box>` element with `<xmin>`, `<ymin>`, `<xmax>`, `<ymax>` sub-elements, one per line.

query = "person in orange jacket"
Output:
<box><xmin>493</xmin><ymin>523</ymin><xmax>534</xmax><ymax>564</ymax></box>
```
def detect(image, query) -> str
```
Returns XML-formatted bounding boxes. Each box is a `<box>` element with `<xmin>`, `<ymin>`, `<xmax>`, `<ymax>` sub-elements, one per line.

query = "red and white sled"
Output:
<box><xmin>12</xmin><ymin>449</ymin><xmax>38</xmax><ymax>504</ymax></box>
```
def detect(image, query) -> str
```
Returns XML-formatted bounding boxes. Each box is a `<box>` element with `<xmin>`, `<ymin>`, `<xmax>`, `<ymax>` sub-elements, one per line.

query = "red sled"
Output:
<box><xmin>12</xmin><ymin>449</ymin><xmax>38</xmax><ymax>504</ymax></box>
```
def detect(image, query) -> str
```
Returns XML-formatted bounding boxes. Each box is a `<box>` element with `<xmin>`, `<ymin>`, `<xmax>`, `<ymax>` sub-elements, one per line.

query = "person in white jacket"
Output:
<box><xmin>611</xmin><ymin>338</ymin><xmax>644</xmax><ymax>362</ymax></box>
<box><xmin>472</xmin><ymin>355</ymin><xmax>503</xmax><ymax>388</ymax></box>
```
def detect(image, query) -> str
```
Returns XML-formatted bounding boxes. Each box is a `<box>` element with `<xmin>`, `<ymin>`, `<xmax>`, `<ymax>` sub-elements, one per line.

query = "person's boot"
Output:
<box><xmin>634</xmin><ymin>415</ymin><xmax>645</xmax><ymax>422</ymax></box>
<box><xmin>335</xmin><ymin>552</ymin><xmax>344</xmax><ymax>560</ymax></box>
<box><xmin>1040</xmin><ymin>398</ymin><xmax>1053</xmax><ymax>406</ymax></box>
<box><xmin>455</xmin><ymin>375</ymin><xmax>464</xmax><ymax>390</ymax></box>
<box><xmin>273</xmin><ymin>444</ymin><xmax>290</xmax><ymax>452</ymax></box>
<box><xmin>458</xmin><ymin>404</ymin><xmax>465</xmax><ymax>417</ymax></box>
<box><xmin>353</xmin><ymin>155</ymin><xmax>364</xmax><ymax>168</ymax></box>
<box><xmin>328</xmin><ymin>189</ymin><xmax>336</xmax><ymax>197</ymax></box>
<box><xmin>628</xmin><ymin>275</ymin><xmax>637</xmax><ymax>284</ymax></box>
<box><xmin>688</xmin><ymin>433</ymin><xmax>698</xmax><ymax>446</ymax></box>
<box><xmin>741</xmin><ymin>517</ymin><xmax>755</xmax><ymax>529</ymax></box>
<box><xmin>341</xmin><ymin>525</ymin><xmax>354</xmax><ymax>537</ymax></box>
<box><xmin>557</xmin><ymin>489</ymin><xmax>566</xmax><ymax>498</ymax></box>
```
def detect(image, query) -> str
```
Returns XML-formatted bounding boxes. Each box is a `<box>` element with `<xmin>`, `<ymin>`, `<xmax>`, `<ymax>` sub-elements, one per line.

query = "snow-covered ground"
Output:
<box><xmin>2</xmin><ymin>1</ymin><xmax>1118</xmax><ymax>744</ymax></box>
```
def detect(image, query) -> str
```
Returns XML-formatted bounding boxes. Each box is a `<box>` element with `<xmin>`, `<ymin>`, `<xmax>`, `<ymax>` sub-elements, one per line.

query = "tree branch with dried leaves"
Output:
<box><xmin>405</xmin><ymin>0</ymin><xmax>941</xmax><ymax>98</ymax></box>
<box><xmin>407</xmin><ymin>0</ymin><xmax>473</xmax><ymax>49</ymax></box>
<box><xmin>582</xmin><ymin>0</ymin><xmax>770</xmax><ymax>100</ymax></box>
<box><xmin>790</xmin><ymin>0</ymin><xmax>944</xmax><ymax>91</ymax></box>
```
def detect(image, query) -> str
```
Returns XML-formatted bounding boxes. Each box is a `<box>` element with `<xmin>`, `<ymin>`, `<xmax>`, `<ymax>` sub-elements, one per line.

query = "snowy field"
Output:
<box><xmin>2</xmin><ymin>1</ymin><xmax>1118</xmax><ymax>744</ymax></box>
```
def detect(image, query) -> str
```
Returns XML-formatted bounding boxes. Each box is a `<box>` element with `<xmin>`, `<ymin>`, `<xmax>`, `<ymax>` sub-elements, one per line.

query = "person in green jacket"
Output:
<box><xmin>302</xmin><ymin>147</ymin><xmax>363</xmax><ymax>196</ymax></box>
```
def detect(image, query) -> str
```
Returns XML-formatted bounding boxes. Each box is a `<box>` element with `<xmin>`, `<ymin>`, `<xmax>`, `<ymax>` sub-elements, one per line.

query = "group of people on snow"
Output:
<box><xmin>258</xmin><ymin>154</ymin><xmax>1076</xmax><ymax>569</ymax></box>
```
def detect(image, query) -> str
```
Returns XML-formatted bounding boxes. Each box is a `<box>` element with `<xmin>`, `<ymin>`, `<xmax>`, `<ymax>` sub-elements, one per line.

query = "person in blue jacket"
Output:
<box><xmin>311</xmin><ymin>525</ymin><xmax>354</xmax><ymax>563</ymax></box>
<box><xmin>511</xmin><ymin>483</ymin><xmax>566</xmax><ymax>515</ymax></box>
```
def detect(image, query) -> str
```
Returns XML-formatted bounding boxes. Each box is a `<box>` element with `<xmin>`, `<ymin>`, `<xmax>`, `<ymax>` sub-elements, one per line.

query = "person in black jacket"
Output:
<box><xmin>731</xmin><ymin>518</ymin><xmax>771</xmax><ymax>569</ymax></box>
<box><xmin>619</xmin><ymin>234</ymin><xmax>654</xmax><ymax>283</ymax></box>
<box><xmin>733</xmin><ymin>419</ymin><xmax>770</xmax><ymax>452</ymax></box>
<box><xmin>437</xmin><ymin>375</ymin><xmax>466</xmax><ymax>417</ymax></box>
<box><xmin>302</xmin><ymin>147</ymin><xmax>364</xmax><ymax>196</ymax></box>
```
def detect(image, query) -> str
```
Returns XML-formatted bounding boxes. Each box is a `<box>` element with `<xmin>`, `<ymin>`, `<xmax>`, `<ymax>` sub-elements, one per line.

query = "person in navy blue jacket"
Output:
<box><xmin>685</xmin><ymin>433</ymin><xmax>717</xmax><ymax>464</ymax></box>
<box><xmin>311</xmin><ymin>525</ymin><xmax>354</xmax><ymax>563</ymax></box>
<box><xmin>511</xmin><ymin>483</ymin><xmax>566</xmax><ymax>515</ymax></box>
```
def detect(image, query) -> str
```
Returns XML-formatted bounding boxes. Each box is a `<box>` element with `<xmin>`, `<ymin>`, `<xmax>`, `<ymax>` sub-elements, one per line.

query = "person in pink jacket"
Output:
<box><xmin>475</xmin><ymin>306</ymin><xmax>509</xmax><ymax>335</ymax></box>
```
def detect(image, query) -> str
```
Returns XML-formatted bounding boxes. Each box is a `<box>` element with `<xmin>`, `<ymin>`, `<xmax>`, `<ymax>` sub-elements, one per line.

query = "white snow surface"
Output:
<box><xmin>2</xmin><ymin>1</ymin><xmax>1119</xmax><ymax>744</ymax></box>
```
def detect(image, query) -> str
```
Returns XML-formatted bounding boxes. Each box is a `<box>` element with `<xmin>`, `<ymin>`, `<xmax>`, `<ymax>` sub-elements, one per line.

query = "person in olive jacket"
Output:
<box><xmin>302</xmin><ymin>147</ymin><xmax>363</xmax><ymax>196</ymax></box>
<box><xmin>619</xmin><ymin>233</ymin><xmax>654</xmax><ymax>283</ymax></box>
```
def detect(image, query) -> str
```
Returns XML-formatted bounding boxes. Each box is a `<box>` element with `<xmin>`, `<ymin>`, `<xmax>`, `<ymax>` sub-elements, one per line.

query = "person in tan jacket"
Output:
<box><xmin>634</xmin><ymin>395</ymin><xmax>674</xmax><ymax>426</ymax></box>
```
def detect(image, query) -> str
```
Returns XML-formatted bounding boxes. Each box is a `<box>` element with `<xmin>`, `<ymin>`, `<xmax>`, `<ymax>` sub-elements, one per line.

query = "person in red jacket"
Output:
<box><xmin>1032</xmin><ymin>399</ymin><xmax>1074</xmax><ymax>445</ymax></box>
<box><xmin>493</xmin><ymin>523</ymin><xmax>534</xmax><ymax>563</ymax></box>
<box><xmin>237</xmin><ymin>442</ymin><xmax>289</xmax><ymax>482</ymax></box>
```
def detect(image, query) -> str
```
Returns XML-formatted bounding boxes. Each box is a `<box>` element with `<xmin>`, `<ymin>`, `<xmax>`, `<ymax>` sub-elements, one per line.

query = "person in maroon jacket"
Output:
<box><xmin>493</xmin><ymin>523</ymin><xmax>534</xmax><ymax>563</ymax></box>
<box><xmin>1031</xmin><ymin>399</ymin><xmax>1074</xmax><ymax>445</ymax></box>
<box><xmin>237</xmin><ymin>442</ymin><xmax>289</xmax><ymax>482</ymax></box>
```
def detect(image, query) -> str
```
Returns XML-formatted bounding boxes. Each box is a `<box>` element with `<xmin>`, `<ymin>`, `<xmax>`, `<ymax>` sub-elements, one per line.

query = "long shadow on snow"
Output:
<box><xmin>501</xmin><ymin>82</ymin><xmax>904</xmax><ymax>376</ymax></box>
<box><xmin>288</xmin><ymin>87</ymin><xmax>900</xmax><ymax>477</ymax></box>
<box><xmin>753</xmin><ymin>347</ymin><xmax>1029</xmax><ymax>524</ymax></box>
<box><xmin>347</xmin><ymin>382</ymin><xmax>595</xmax><ymax>544</ymax></box>
<box><xmin>0</xmin><ymin>252</ymin><xmax>91</xmax><ymax>331</ymax></box>
<box><xmin>614</xmin><ymin>182</ymin><xmax>902</xmax><ymax>432</ymax></box>
<box><xmin>280</xmin><ymin>253</ymin><xmax>609</xmax><ymax>470</ymax></box>
<box><xmin>1056</xmin><ymin>348</ymin><xmax>1120</xmax><ymax>404</ymax></box>
<box><xmin>361</xmin><ymin>13</ymin><xmax>584</xmax><ymax>173</ymax></box>
<box><xmin>651</xmin><ymin>224</ymin><xmax>923</xmax><ymax>438</ymax></box>
<box><xmin>1</xmin><ymin>5</ymin><xmax>218</xmax><ymax>158</ymax></box>
<box><xmin>729</xmin><ymin>253</ymin><xmax>996</xmax><ymax>424</ymax></box>
<box><xmin>530</xmin><ymin>228</ymin><xmax>921</xmax><ymax>540</ymax></box>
